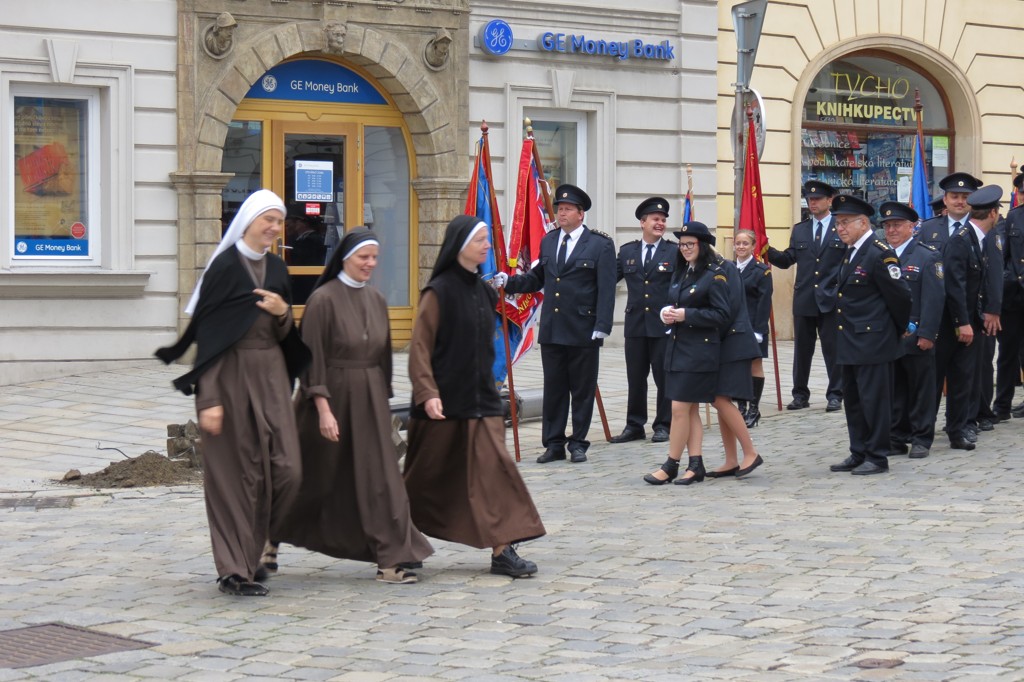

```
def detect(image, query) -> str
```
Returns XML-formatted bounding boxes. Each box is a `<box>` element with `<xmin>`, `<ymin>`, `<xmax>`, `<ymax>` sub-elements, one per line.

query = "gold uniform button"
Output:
<box><xmin>866</xmin><ymin>326</ymin><xmax>871</xmax><ymax>330</ymax></box>
<box><xmin>554</xmin><ymin>307</ymin><xmax>559</xmax><ymax>313</ymax></box>
<box><xmin>645</xmin><ymin>307</ymin><xmax>650</xmax><ymax>312</ymax></box>
<box><xmin>838</xmin><ymin>325</ymin><xmax>843</xmax><ymax>330</ymax></box>
<box><xmin>837</xmin><ymin>308</ymin><xmax>842</xmax><ymax>313</ymax></box>
<box><xmin>814</xmin><ymin>284</ymin><xmax>819</xmax><ymax>288</ymax></box>
<box><xmin>556</xmin><ymin>277</ymin><xmax>561</xmax><ymax>282</ymax></box>
<box><xmin>814</xmin><ymin>271</ymin><xmax>819</xmax><ymax>276</ymax></box>
<box><xmin>838</xmin><ymin>293</ymin><xmax>843</xmax><ymax>298</ymax></box>
<box><xmin>644</xmin><ymin>280</ymin><xmax>650</xmax><ymax>284</ymax></box>
<box><xmin>644</xmin><ymin>293</ymin><xmax>649</xmax><ymax>298</ymax></box>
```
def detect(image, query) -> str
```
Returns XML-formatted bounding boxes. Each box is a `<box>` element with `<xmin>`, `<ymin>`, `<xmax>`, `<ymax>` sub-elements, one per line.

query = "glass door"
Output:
<box><xmin>271</xmin><ymin>121</ymin><xmax>360</xmax><ymax>306</ymax></box>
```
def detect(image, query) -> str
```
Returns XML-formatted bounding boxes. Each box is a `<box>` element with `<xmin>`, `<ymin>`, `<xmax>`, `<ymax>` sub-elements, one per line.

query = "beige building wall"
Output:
<box><xmin>717</xmin><ymin>0</ymin><xmax>1024</xmax><ymax>338</ymax></box>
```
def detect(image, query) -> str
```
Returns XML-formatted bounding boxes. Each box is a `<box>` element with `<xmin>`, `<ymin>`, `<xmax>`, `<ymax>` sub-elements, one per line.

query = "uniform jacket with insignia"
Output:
<box><xmin>717</xmin><ymin>257</ymin><xmax>761</xmax><ymax>363</ymax></box>
<box><xmin>982</xmin><ymin>222</ymin><xmax>1004</xmax><ymax>316</ymax></box>
<box><xmin>1000</xmin><ymin>205</ymin><xmax>1024</xmax><ymax>310</ymax></box>
<box><xmin>918</xmin><ymin>214</ymin><xmax>968</xmax><ymax>249</ymax></box>
<box><xmin>765</xmin><ymin>214</ymin><xmax>845</xmax><ymax>316</ymax></box>
<box><xmin>834</xmin><ymin>237</ymin><xmax>912</xmax><ymax>365</ymax></box>
<box><xmin>896</xmin><ymin>239</ymin><xmax>944</xmax><ymax>356</ymax></box>
<box><xmin>616</xmin><ymin>238</ymin><xmax>676</xmax><ymax>337</ymax></box>
<box><xmin>505</xmin><ymin>225</ymin><xmax>617</xmax><ymax>347</ymax></box>
<box><xmin>941</xmin><ymin>222</ymin><xmax>987</xmax><ymax>328</ymax></box>
<box><xmin>663</xmin><ymin>262</ymin><xmax>731</xmax><ymax>372</ymax></box>
<box><xmin>738</xmin><ymin>258</ymin><xmax>773</xmax><ymax>339</ymax></box>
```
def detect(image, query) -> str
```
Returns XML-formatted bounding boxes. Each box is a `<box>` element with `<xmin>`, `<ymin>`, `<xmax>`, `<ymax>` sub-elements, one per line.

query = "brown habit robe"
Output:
<box><xmin>277</xmin><ymin>279</ymin><xmax>433</xmax><ymax>568</ymax></box>
<box><xmin>196</xmin><ymin>253</ymin><xmax>302</xmax><ymax>582</ymax></box>
<box><xmin>404</xmin><ymin>291</ymin><xmax>546</xmax><ymax>549</ymax></box>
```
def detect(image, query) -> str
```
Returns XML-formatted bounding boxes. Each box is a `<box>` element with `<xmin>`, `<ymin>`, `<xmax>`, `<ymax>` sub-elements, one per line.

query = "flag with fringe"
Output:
<box><xmin>738</xmin><ymin>114</ymin><xmax>768</xmax><ymax>260</ymax></box>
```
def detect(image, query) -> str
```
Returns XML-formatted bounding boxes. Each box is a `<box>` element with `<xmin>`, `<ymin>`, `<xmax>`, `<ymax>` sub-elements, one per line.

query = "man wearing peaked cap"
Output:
<box><xmin>498</xmin><ymin>182</ymin><xmax>615</xmax><ymax>464</ymax></box>
<box><xmin>765</xmin><ymin>180</ymin><xmax>846</xmax><ymax>412</ymax></box>
<box><xmin>997</xmin><ymin>176</ymin><xmax>1024</xmax><ymax>419</ymax></box>
<box><xmin>880</xmin><ymin>201</ymin><xmax>943</xmax><ymax>460</ymax></box>
<box><xmin>930</xmin><ymin>193</ymin><xmax>947</xmax><ymax>218</ymax></box>
<box><xmin>611</xmin><ymin>197</ymin><xmax>676</xmax><ymax>444</ymax></box>
<box><xmin>827</xmin><ymin>194</ymin><xmax>912</xmax><ymax>475</ymax></box>
<box><xmin>918</xmin><ymin>172</ymin><xmax>982</xmax><ymax>248</ymax></box>
<box><xmin>934</xmin><ymin>184</ymin><xmax>1002</xmax><ymax>451</ymax></box>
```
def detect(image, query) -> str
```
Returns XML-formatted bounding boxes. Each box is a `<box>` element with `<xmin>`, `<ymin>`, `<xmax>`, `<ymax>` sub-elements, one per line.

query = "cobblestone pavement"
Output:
<box><xmin>2</xmin><ymin>343</ymin><xmax>1024</xmax><ymax>680</ymax></box>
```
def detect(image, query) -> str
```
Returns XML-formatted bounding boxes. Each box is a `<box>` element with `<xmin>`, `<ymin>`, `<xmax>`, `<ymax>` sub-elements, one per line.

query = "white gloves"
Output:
<box><xmin>592</xmin><ymin>331</ymin><xmax>608</xmax><ymax>340</ymax></box>
<box><xmin>754</xmin><ymin>333</ymin><xmax>763</xmax><ymax>343</ymax></box>
<box><xmin>490</xmin><ymin>272</ymin><xmax>509</xmax><ymax>288</ymax></box>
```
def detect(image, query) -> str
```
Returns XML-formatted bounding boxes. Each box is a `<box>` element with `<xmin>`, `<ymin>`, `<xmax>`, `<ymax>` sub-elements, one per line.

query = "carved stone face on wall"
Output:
<box><xmin>424</xmin><ymin>28</ymin><xmax>452</xmax><ymax>69</ymax></box>
<box><xmin>203</xmin><ymin>12</ymin><xmax>237</xmax><ymax>58</ymax></box>
<box><xmin>324</xmin><ymin>21</ymin><xmax>347</xmax><ymax>55</ymax></box>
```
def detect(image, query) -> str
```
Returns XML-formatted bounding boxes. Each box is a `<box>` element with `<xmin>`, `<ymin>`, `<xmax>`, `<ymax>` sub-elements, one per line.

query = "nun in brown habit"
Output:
<box><xmin>276</xmin><ymin>227</ymin><xmax>433</xmax><ymax>584</ymax></box>
<box><xmin>404</xmin><ymin>215</ymin><xmax>546</xmax><ymax>578</ymax></box>
<box><xmin>156</xmin><ymin>189</ymin><xmax>310</xmax><ymax>597</ymax></box>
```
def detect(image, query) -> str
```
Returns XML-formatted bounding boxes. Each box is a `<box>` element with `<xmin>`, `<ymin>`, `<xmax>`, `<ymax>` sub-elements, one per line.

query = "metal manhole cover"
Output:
<box><xmin>855</xmin><ymin>658</ymin><xmax>904</xmax><ymax>669</ymax></box>
<box><xmin>0</xmin><ymin>623</ymin><xmax>152</xmax><ymax>669</ymax></box>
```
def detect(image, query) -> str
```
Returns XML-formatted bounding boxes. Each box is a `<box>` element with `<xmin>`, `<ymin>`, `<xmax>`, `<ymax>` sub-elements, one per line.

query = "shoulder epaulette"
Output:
<box><xmin>956</xmin><ymin>225</ymin><xmax>971</xmax><ymax>237</ymax></box>
<box><xmin>589</xmin><ymin>229</ymin><xmax>613</xmax><ymax>240</ymax></box>
<box><xmin>918</xmin><ymin>242</ymin><xmax>938</xmax><ymax>252</ymax></box>
<box><xmin>872</xmin><ymin>238</ymin><xmax>891</xmax><ymax>251</ymax></box>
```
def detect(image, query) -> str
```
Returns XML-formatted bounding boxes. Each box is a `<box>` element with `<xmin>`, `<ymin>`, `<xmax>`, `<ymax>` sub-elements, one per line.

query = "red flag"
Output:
<box><xmin>738</xmin><ymin>114</ymin><xmax>768</xmax><ymax>261</ymax></box>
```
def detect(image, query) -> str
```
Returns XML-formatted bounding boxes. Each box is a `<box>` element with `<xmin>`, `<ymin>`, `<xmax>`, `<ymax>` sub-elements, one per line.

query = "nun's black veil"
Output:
<box><xmin>312</xmin><ymin>226</ymin><xmax>378</xmax><ymax>291</ymax></box>
<box><xmin>430</xmin><ymin>215</ymin><xmax>483</xmax><ymax>281</ymax></box>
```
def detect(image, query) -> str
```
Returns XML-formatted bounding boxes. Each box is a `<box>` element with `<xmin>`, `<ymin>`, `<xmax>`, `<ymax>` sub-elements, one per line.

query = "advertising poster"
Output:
<box><xmin>13</xmin><ymin>97</ymin><xmax>89</xmax><ymax>257</ymax></box>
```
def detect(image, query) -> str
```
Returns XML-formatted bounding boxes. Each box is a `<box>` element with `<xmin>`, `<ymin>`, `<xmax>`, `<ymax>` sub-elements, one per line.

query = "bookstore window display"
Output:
<box><xmin>801</xmin><ymin>53</ymin><xmax>953</xmax><ymax>208</ymax></box>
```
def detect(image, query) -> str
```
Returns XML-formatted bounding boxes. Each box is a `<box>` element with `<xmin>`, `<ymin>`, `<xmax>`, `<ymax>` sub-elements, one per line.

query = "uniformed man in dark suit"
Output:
<box><xmin>936</xmin><ymin>185</ymin><xmax>1004</xmax><ymax>450</ymax></box>
<box><xmin>765</xmin><ymin>180</ymin><xmax>846</xmax><ymax>412</ymax></box>
<box><xmin>917</xmin><ymin>172</ymin><xmax>982</xmax><ymax>248</ymax></box>
<box><xmin>611</xmin><ymin>197</ymin><xmax>676</xmax><ymax>444</ymax></box>
<box><xmin>497</xmin><ymin>184</ymin><xmax>616</xmax><ymax>464</ymax></box>
<box><xmin>996</xmin><ymin>173</ymin><xmax>1024</xmax><ymax>419</ymax></box>
<box><xmin>827</xmin><ymin>195</ymin><xmax>911</xmax><ymax>475</ymax></box>
<box><xmin>971</xmin><ymin>217</ymin><xmax>1004</xmax><ymax>433</ymax></box>
<box><xmin>880</xmin><ymin>201</ymin><xmax>944</xmax><ymax>459</ymax></box>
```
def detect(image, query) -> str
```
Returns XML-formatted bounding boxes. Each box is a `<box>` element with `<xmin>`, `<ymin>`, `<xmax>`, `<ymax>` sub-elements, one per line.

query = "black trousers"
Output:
<box><xmin>994</xmin><ymin>309</ymin><xmax>1024</xmax><ymax>412</ymax></box>
<box><xmin>540</xmin><ymin>343</ymin><xmax>599</xmax><ymax>452</ymax></box>
<box><xmin>971</xmin><ymin>334</ymin><xmax>997</xmax><ymax>423</ymax></box>
<box><xmin>841</xmin><ymin>361</ymin><xmax>893</xmax><ymax>468</ymax></box>
<box><xmin>623</xmin><ymin>335</ymin><xmax>670</xmax><ymax>433</ymax></box>
<box><xmin>792</xmin><ymin>311</ymin><xmax>842</xmax><ymax>402</ymax></box>
<box><xmin>892</xmin><ymin>351</ymin><xmax>937</xmax><ymax>448</ymax></box>
<box><xmin>940</xmin><ymin>326</ymin><xmax>983</xmax><ymax>439</ymax></box>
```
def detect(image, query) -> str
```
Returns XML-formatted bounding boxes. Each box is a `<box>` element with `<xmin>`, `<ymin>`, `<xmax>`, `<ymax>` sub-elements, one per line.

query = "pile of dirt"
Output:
<box><xmin>62</xmin><ymin>451</ymin><xmax>202</xmax><ymax>488</ymax></box>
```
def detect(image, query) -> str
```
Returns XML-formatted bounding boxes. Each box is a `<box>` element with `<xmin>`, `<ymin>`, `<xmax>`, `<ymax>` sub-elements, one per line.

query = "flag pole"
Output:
<box><xmin>528</xmin><ymin>119</ymin><xmax>612</xmax><ymax>442</ymax></box>
<box><xmin>482</xmin><ymin>121</ymin><xmax>523</xmax><ymax>462</ymax></box>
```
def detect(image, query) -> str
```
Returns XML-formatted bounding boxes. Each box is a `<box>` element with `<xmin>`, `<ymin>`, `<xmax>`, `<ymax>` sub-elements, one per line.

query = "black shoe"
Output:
<box><xmin>569</xmin><ymin>446</ymin><xmax>588</xmax><ymax>463</ymax></box>
<box><xmin>490</xmin><ymin>545</ymin><xmax>537</xmax><ymax>578</ymax></box>
<box><xmin>964</xmin><ymin>428</ymin><xmax>978</xmax><ymax>443</ymax></box>
<box><xmin>978</xmin><ymin>418</ymin><xmax>994</xmax><ymax>432</ymax></box>
<box><xmin>707</xmin><ymin>465</ymin><xmax>739</xmax><ymax>479</ymax></box>
<box><xmin>218</xmin><ymin>574</ymin><xmax>269</xmax><ymax>597</ymax></box>
<box><xmin>787</xmin><ymin>398</ymin><xmax>810</xmax><ymax>410</ymax></box>
<box><xmin>830</xmin><ymin>456</ymin><xmax>862</xmax><ymax>472</ymax></box>
<box><xmin>851</xmin><ymin>461</ymin><xmax>888</xmax><ymax>475</ymax></box>
<box><xmin>826</xmin><ymin>398</ymin><xmax>842</xmax><ymax>412</ymax></box>
<box><xmin>651</xmin><ymin>428</ymin><xmax>670</xmax><ymax>443</ymax></box>
<box><xmin>889</xmin><ymin>441</ymin><xmax>909</xmax><ymax>455</ymax></box>
<box><xmin>950</xmin><ymin>436</ymin><xmax>975</xmax><ymax>451</ymax></box>
<box><xmin>908</xmin><ymin>444</ymin><xmax>930</xmax><ymax>459</ymax></box>
<box><xmin>536</xmin><ymin>446</ymin><xmax>566</xmax><ymax>463</ymax></box>
<box><xmin>609</xmin><ymin>429</ymin><xmax>645</xmax><ymax>444</ymax></box>
<box><xmin>1013</xmin><ymin>403</ymin><xmax>1024</xmax><ymax>418</ymax></box>
<box><xmin>735</xmin><ymin>454</ymin><xmax>763</xmax><ymax>478</ymax></box>
<box><xmin>674</xmin><ymin>456</ymin><xmax>706</xmax><ymax>485</ymax></box>
<box><xmin>643</xmin><ymin>457</ymin><xmax>679</xmax><ymax>485</ymax></box>
<box><xmin>744</xmin><ymin>406</ymin><xmax>761</xmax><ymax>428</ymax></box>
<box><xmin>994</xmin><ymin>411</ymin><xmax>1011</xmax><ymax>422</ymax></box>
<box><xmin>736</xmin><ymin>400</ymin><xmax>748</xmax><ymax>418</ymax></box>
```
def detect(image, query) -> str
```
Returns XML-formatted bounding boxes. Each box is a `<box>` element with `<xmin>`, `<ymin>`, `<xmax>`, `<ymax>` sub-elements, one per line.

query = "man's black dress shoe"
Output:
<box><xmin>1013</xmin><ymin>402</ymin><xmax>1024</xmax><ymax>418</ymax></box>
<box><xmin>609</xmin><ymin>429</ymin><xmax>645</xmax><ymax>444</ymax></box>
<box><xmin>536</xmin><ymin>447</ymin><xmax>566</xmax><ymax>463</ymax></box>
<box><xmin>994</xmin><ymin>411</ymin><xmax>1011</xmax><ymax>422</ymax></box>
<box><xmin>651</xmin><ymin>428</ymin><xmax>670</xmax><ymax>443</ymax></box>
<box><xmin>851</xmin><ymin>461</ymin><xmax>888</xmax><ymax>475</ymax></box>
<box><xmin>825</xmin><ymin>398</ymin><xmax>842</xmax><ymax>412</ymax></box>
<box><xmin>218</xmin><ymin>574</ymin><xmax>269</xmax><ymax>597</ymax></box>
<box><xmin>829</xmin><ymin>456</ymin><xmax>861</xmax><ymax>472</ymax></box>
<box><xmin>787</xmin><ymin>398</ymin><xmax>810</xmax><ymax>410</ymax></box>
<box><xmin>949</xmin><ymin>436</ymin><xmax>975</xmax><ymax>451</ymax></box>
<box><xmin>908</xmin><ymin>444</ymin><xmax>930</xmax><ymax>459</ymax></box>
<box><xmin>889</xmin><ymin>441</ymin><xmax>909</xmax><ymax>455</ymax></box>
<box><xmin>964</xmin><ymin>427</ymin><xmax>978</xmax><ymax>443</ymax></box>
<box><xmin>978</xmin><ymin>418</ymin><xmax>994</xmax><ymax>432</ymax></box>
<box><xmin>568</xmin><ymin>446</ymin><xmax>588</xmax><ymax>463</ymax></box>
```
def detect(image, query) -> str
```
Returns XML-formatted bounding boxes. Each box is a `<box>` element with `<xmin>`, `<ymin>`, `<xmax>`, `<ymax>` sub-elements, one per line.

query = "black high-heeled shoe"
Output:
<box><xmin>643</xmin><ymin>457</ymin><xmax>680</xmax><ymax>485</ymax></box>
<box><xmin>674</xmin><ymin>456</ymin><xmax>706</xmax><ymax>485</ymax></box>
<box><xmin>744</xmin><ymin>407</ymin><xmax>760</xmax><ymax>428</ymax></box>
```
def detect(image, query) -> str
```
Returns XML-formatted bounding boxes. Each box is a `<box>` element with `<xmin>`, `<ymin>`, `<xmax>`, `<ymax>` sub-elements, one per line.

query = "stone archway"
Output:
<box><xmin>172</xmin><ymin>6</ymin><xmax>468</xmax><ymax>328</ymax></box>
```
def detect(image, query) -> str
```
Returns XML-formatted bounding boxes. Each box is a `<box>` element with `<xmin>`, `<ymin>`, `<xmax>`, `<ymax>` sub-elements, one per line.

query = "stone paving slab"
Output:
<box><xmin>2</xmin><ymin>343</ymin><xmax>1024</xmax><ymax>679</ymax></box>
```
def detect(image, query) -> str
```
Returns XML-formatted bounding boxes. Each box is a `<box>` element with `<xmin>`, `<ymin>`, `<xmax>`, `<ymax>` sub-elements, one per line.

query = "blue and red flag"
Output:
<box><xmin>683</xmin><ymin>183</ymin><xmax>694</xmax><ymax>224</ymax></box>
<box><xmin>910</xmin><ymin>131</ymin><xmax>933</xmax><ymax>221</ymax></box>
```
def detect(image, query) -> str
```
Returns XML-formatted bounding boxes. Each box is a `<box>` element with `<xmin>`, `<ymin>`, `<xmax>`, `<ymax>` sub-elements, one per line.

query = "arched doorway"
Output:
<box><xmin>220</xmin><ymin>58</ymin><xmax>417</xmax><ymax>340</ymax></box>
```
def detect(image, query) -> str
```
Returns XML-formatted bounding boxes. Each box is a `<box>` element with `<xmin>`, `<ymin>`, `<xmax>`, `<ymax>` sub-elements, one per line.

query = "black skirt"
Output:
<box><xmin>666</xmin><ymin>370</ymin><xmax>717</xmax><ymax>403</ymax></box>
<box><xmin>716</xmin><ymin>359</ymin><xmax>754</xmax><ymax>400</ymax></box>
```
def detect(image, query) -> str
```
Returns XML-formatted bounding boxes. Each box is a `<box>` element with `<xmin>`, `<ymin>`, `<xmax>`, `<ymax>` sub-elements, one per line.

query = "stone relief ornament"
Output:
<box><xmin>323</xmin><ymin>21</ymin><xmax>348</xmax><ymax>55</ymax></box>
<box><xmin>203</xmin><ymin>12</ymin><xmax>237</xmax><ymax>58</ymax></box>
<box><xmin>423</xmin><ymin>28</ymin><xmax>452</xmax><ymax>70</ymax></box>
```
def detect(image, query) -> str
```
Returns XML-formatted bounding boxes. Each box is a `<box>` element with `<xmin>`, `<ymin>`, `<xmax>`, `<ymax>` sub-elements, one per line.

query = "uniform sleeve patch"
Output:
<box><xmin>883</xmin><ymin>256</ymin><xmax>899</xmax><ymax>265</ymax></box>
<box><xmin>935</xmin><ymin>262</ymin><xmax>944</xmax><ymax>279</ymax></box>
<box><xmin>714</xmin><ymin>274</ymin><xmax>728</xmax><ymax>282</ymax></box>
<box><xmin>888</xmin><ymin>263</ymin><xmax>902</xmax><ymax>280</ymax></box>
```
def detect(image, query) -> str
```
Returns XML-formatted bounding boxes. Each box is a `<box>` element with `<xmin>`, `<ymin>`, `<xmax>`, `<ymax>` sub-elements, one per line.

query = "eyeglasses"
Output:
<box><xmin>835</xmin><ymin>218</ymin><xmax>861</xmax><ymax>228</ymax></box>
<box><xmin>678</xmin><ymin>242</ymin><xmax>699</xmax><ymax>250</ymax></box>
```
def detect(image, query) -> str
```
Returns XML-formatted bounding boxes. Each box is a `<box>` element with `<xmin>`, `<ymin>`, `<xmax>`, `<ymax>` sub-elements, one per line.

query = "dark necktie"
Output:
<box><xmin>557</xmin><ymin>233</ymin><xmax>570</xmax><ymax>269</ymax></box>
<box><xmin>951</xmin><ymin>220</ymin><xmax>961</xmax><ymax>236</ymax></box>
<box><xmin>841</xmin><ymin>245</ymin><xmax>854</xmax><ymax>279</ymax></box>
<box><xmin>814</xmin><ymin>221</ymin><xmax>823</xmax><ymax>245</ymax></box>
<box><xmin>644</xmin><ymin>243</ymin><xmax>654</xmax><ymax>269</ymax></box>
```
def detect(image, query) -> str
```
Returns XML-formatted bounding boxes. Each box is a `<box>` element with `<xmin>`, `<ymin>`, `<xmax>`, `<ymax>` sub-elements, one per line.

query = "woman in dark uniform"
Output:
<box><xmin>732</xmin><ymin>230</ymin><xmax>773</xmax><ymax>428</ymax></box>
<box><xmin>156</xmin><ymin>189</ymin><xmax>310</xmax><ymax>597</ymax></box>
<box><xmin>643</xmin><ymin>222</ymin><xmax>730</xmax><ymax>486</ymax></box>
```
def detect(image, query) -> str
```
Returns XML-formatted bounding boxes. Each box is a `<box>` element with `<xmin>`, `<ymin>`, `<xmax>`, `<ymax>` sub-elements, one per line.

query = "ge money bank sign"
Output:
<box><xmin>479</xmin><ymin>19</ymin><xmax>676</xmax><ymax>62</ymax></box>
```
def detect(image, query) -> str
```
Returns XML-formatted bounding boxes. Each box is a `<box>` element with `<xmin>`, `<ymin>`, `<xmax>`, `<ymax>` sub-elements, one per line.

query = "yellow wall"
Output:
<box><xmin>717</xmin><ymin>0</ymin><xmax>1024</xmax><ymax>336</ymax></box>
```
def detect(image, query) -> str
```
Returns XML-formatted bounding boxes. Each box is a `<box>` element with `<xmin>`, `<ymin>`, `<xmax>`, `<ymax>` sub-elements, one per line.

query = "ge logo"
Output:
<box><xmin>16</xmin><ymin>241</ymin><xmax>27</xmax><ymax>254</ymax></box>
<box><xmin>261</xmin><ymin>75</ymin><xmax>278</xmax><ymax>93</ymax></box>
<box><xmin>480</xmin><ymin>20</ymin><xmax>513</xmax><ymax>57</ymax></box>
